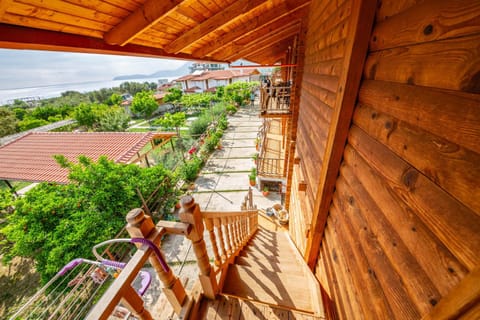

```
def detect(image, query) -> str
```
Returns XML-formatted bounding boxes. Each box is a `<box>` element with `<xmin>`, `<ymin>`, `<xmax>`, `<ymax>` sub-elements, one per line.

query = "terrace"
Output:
<box><xmin>1</xmin><ymin>0</ymin><xmax>479</xmax><ymax>319</ymax></box>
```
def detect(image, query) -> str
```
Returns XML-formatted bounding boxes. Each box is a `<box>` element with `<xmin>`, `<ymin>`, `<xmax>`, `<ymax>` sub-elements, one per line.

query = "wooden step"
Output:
<box><xmin>222</xmin><ymin>265</ymin><xmax>314</xmax><ymax>313</ymax></box>
<box><xmin>235</xmin><ymin>255</ymin><xmax>304</xmax><ymax>273</ymax></box>
<box><xmin>197</xmin><ymin>294</ymin><xmax>325</xmax><ymax>320</ymax></box>
<box><xmin>239</xmin><ymin>247</ymin><xmax>301</xmax><ymax>266</ymax></box>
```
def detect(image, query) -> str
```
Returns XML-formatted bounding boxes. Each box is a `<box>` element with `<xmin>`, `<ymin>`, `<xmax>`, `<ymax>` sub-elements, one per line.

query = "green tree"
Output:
<box><xmin>131</xmin><ymin>91</ymin><xmax>158</xmax><ymax>121</ymax></box>
<box><xmin>97</xmin><ymin>107</ymin><xmax>130</xmax><ymax>131</ymax></box>
<box><xmin>73</xmin><ymin>103</ymin><xmax>97</xmax><ymax>128</ymax></box>
<box><xmin>0</xmin><ymin>108</ymin><xmax>18</xmax><ymax>137</ymax></box>
<box><xmin>163</xmin><ymin>87</ymin><xmax>183</xmax><ymax>111</ymax></box>
<box><xmin>1</xmin><ymin>156</ymin><xmax>176</xmax><ymax>283</ymax></box>
<box><xmin>156</xmin><ymin>112</ymin><xmax>186</xmax><ymax>136</ymax></box>
<box><xmin>17</xmin><ymin>118</ymin><xmax>49</xmax><ymax>131</ymax></box>
<box><xmin>106</xmin><ymin>93</ymin><xmax>122</xmax><ymax>106</ymax></box>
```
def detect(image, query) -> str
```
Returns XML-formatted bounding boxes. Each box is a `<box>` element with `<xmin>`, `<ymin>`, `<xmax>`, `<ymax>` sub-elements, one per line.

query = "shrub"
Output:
<box><xmin>189</xmin><ymin>114</ymin><xmax>210</xmax><ymax>137</ymax></box>
<box><xmin>177</xmin><ymin>156</ymin><xmax>203</xmax><ymax>181</ymax></box>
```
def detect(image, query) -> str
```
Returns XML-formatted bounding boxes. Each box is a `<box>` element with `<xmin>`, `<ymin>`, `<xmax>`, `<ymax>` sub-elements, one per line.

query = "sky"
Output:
<box><xmin>0</xmin><ymin>49</ymin><xmax>188</xmax><ymax>90</ymax></box>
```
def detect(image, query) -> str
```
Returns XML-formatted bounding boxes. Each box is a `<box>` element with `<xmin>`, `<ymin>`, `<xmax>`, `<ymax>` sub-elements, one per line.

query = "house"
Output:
<box><xmin>175</xmin><ymin>69</ymin><xmax>261</xmax><ymax>93</ymax></box>
<box><xmin>1</xmin><ymin>1</ymin><xmax>479</xmax><ymax>319</ymax></box>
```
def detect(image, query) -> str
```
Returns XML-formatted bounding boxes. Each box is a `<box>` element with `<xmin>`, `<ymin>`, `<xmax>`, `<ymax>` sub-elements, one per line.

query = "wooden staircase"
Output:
<box><xmin>197</xmin><ymin>227</ymin><xmax>325</xmax><ymax>319</ymax></box>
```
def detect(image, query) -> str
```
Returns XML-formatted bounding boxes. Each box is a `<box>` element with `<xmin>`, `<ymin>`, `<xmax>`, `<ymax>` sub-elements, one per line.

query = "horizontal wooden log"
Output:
<box><xmin>364</xmin><ymin>34</ymin><xmax>480</xmax><ymax>93</ymax></box>
<box><xmin>353</xmin><ymin>103</ymin><xmax>480</xmax><ymax>214</ymax></box>
<box><xmin>358</xmin><ymin>80</ymin><xmax>480</xmax><ymax>155</ymax></box>
<box><xmin>324</xmin><ymin>218</ymin><xmax>366</xmax><ymax>318</ymax></box>
<box><xmin>330</xmin><ymin>200</ymin><xmax>395</xmax><ymax>319</ymax></box>
<box><xmin>422</xmin><ymin>267</ymin><xmax>480</xmax><ymax>320</ymax></box>
<box><xmin>375</xmin><ymin>0</ymin><xmax>421</xmax><ymax>22</ymax></box>
<box><xmin>305</xmin><ymin>0</ymin><xmax>352</xmax><ymax>55</ymax></box>
<box><xmin>348</xmin><ymin>125</ymin><xmax>480</xmax><ymax>270</ymax></box>
<box><xmin>323</xmin><ymin>227</ymin><xmax>355</xmax><ymax>319</ymax></box>
<box><xmin>333</xmin><ymin>176</ymin><xmax>421</xmax><ymax>318</ymax></box>
<box><xmin>339</xmin><ymin>158</ymin><xmax>465</xmax><ymax>299</ymax></box>
<box><xmin>370</xmin><ymin>0</ymin><xmax>480</xmax><ymax>51</ymax></box>
<box><xmin>320</xmin><ymin>241</ymin><xmax>346</xmax><ymax>319</ymax></box>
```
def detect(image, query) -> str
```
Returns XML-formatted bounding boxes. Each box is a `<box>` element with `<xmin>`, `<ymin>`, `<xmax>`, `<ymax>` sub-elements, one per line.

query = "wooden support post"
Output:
<box><xmin>304</xmin><ymin>0</ymin><xmax>377</xmax><ymax>270</ymax></box>
<box><xmin>125</xmin><ymin>208</ymin><xmax>186</xmax><ymax>315</ymax></box>
<box><xmin>179</xmin><ymin>195</ymin><xmax>219</xmax><ymax>299</ymax></box>
<box><xmin>121</xmin><ymin>285</ymin><xmax>153</xmax><ymax>320</ymax></box>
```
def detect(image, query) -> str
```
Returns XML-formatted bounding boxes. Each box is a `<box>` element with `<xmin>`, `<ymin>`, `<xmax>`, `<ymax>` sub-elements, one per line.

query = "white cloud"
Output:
<box><xmin>0</xmin><ymin>49</ymin><xmax>187</xmax><ymax>89</ymax></box>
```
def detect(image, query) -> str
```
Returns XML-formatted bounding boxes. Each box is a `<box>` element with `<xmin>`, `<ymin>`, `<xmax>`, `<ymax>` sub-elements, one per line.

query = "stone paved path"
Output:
<box><xmin>144</xmin><ymin>105</ymin><xmax>283</xmax><ymax>318</ymax></box>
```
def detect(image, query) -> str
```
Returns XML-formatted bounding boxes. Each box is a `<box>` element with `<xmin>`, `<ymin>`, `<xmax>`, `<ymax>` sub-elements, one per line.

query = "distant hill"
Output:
<box><xmin>113</xmin><ymin>62</ymin><xmax>192</xmax><ymax>80</ymax></box>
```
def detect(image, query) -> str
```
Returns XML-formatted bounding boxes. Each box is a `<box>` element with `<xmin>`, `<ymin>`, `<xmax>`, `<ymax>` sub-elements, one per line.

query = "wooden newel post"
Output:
<box><xmin>126</xmin><ymin>208</ymin><xmax>187</xmax><ymax>315</ymax></box>
<box><xmin>179</xmin><ymin>195</ymin><xmax>219</xmax><ymax>299</ymax></box>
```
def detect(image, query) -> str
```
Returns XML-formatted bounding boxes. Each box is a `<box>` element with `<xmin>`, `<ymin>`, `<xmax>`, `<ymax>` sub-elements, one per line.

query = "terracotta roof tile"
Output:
<box><xmin>0</xmin><ymin>132</ymin><xmax>174</xmax><ymax>184</ymax></box>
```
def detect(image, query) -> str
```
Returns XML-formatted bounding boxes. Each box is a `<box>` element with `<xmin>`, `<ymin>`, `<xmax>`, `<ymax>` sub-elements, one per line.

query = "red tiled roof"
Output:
<box><xmin>175</xmin><ymin>69</ymin><xmax>259</xmax><ymax>82</ymax></box>
<box><xmin>0</xmin><ymin>132</ymin><xmax>175</xmax><ymax>184</ymax></box>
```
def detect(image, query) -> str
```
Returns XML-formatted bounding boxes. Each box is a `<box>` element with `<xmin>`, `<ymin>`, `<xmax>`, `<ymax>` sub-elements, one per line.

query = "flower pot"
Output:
<box><xmin>249</xmin><ymin>179</ymin><xmax>256</xmax><ymax>186</ymax></box>
<box><xmin>262</xmin><ymin>191</ymin><xmax>269</xmax><ymax>196</ymax></box>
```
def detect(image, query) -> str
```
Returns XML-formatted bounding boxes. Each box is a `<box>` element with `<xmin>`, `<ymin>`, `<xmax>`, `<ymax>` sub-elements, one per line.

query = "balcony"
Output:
<box><xmin>259</xmin><ymin>84</ymin><xmax>292</xmax><ymax>117</ymax></box>
<box><xmin>256</xmin><ymin>118</ymin><xmax>287</xmax><ymax>187</ymax></box>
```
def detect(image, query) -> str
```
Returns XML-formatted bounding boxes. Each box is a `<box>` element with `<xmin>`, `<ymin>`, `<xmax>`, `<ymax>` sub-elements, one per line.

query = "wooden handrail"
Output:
<box><xmin>86</xmin><ymin>225</ymin><xmax>167</xmax><ymax>320</ymax></box>
<box><xmin>87</xmin><ymin>209</ymin><xmax>190</xmax><ymax>319</ymax></box>
<box><xmin>201</xmin><ymin>209</ymin><xmax>258</xmax><ymax>268</ymax></box>
<box><xmin>260</xmin><ymin>85</ymin><xmax>292</xmax><ymax>113</ymax></box>
<box><xmin>258</xmin><ymin>157</ymin><xmax>284</xmax><ymax>177</ymax></box>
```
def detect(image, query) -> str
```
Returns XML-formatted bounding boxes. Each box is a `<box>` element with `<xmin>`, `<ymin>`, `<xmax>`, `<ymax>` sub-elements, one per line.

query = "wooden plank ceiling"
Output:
<box><xmin>0</xmin><ymin>0</ymin><xmax>310</xmax><ymax>64</ymax></box>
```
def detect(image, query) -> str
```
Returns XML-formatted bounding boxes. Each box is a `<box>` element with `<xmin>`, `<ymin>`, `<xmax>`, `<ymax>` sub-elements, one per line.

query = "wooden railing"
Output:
<box><xmin>257</xmin><ymin>157</ymin><xmax>284</xmax><ymax>177</ymax></box>
<box><xmin>86</xmin><ymin>195</ymin><xmax>258</xmax><ymax>319</ymax></box>
<box><xmin>260</xmin><ymin>85</ymin><xmax>292</xmax><ymax>115</ymax></box>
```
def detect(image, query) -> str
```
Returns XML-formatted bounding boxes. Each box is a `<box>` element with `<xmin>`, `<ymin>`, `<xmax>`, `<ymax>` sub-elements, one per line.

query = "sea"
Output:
<box><xmin>0</xmin><ymin>77</ymin><xmax>176</xmax><ymax>105</ymax></box>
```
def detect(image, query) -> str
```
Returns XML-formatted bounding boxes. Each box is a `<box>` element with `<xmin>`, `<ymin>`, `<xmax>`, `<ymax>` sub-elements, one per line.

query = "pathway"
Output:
<box><xmin>191</xmin><ymin>106</ymin><xmax>281</xmax><ymax>210</ymax></box>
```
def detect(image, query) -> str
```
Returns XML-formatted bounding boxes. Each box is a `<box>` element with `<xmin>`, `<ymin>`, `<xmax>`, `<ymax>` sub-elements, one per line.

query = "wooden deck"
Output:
<box><xmin>258</xmin><ymin>119</ymin><xmax>286</xmax><ymax>178</ymax></box>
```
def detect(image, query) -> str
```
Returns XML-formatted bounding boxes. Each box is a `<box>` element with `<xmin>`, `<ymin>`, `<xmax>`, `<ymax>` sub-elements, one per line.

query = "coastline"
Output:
<box><xmin>0</xmin><ymin>77</ymin><xmax>175</xmax><ymax>105</ymax></box>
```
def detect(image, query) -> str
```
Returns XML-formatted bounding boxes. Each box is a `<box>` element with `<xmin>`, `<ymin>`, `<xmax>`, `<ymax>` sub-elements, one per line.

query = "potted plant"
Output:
<box><xmin>262</xmin><ymin>186</ymin><xmax>269</xmax><ymax>196</ymax></box>
<box><xmin>255</xmin><ymin>137</ymin><xmax>260</xmax><ymax>151</ymax></box>
<box><xmin>248</xmin><ymin>167</ymin><xmax>257</xmax><ymax>186</ymax></box>
<box><xmin>252</xmin><ymin>153</ymin><xmax>258</xmax><ymax>164</ymax></box>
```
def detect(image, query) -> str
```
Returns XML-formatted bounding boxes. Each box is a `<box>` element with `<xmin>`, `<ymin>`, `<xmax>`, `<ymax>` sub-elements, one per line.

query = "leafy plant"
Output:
<box><xmin>1</xmin><ymin>156</ymin><xmax>176</xmax><ymax>283</ymax></box>
<box><xmin>131</xmin><ymin>91</ymin><xmax>158</xmax><ymax>121</ymax></box>
<box><xmin>176</xmin><ymin>155</ymin><xmax>203</xmax><ymax>181</ymax></box>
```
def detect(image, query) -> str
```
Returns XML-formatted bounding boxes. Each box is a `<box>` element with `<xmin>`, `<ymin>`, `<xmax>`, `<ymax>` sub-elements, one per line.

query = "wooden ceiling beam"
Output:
<box><xmin>214</xmin><ymin>21</ymin><xmax>299</xmax><ymax>61</ymax></box>
<box><xmin>192</xmin><ymin>0</ymin><xmax>309</xmax><ymax>58</ymax></box>
<box><xmin>219</xmin><ymin>23</ymin><xmax>300</xmax><ymax>62</ymax></box>
<box><xmin>0</xmin><ymin>0</ymin><xmax>13</xmax><ymax>19</ymax></box>
<box><xmin>0</xmin><ymin>23</ymin><xmax>227</xmax><ymax>62</ymax></box>
<box><xmin>245</xmin><ymin>41</ymin><xmax>291</xmax><ymax>65</ymax></box>
<box><xmin>164</xmin><ymin>0</ymin><xmax>268</xmax><ymax>54</ymax></box>
<box><xmin>104</xmin><ymin>0</ymin><xmax>183</xmax><ymax>46</ymax></box>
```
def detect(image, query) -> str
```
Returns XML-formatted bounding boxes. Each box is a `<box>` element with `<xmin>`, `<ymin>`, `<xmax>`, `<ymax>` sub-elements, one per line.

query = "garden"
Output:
<box><xmin>0</xmin><ymin>80</ymin><xmax>258</xmax><ymax>318</ymax></box>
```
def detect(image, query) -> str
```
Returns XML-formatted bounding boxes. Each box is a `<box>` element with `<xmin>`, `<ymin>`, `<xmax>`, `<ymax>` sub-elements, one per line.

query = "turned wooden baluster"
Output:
<box><xmin>204</xmin><ymin>217</ymin><xmax>221</xmax><ymax>267</ymax></box>
<box><xmin>126</xmin><ymin>209</ymin><xmax>186</xmax><ymax>315</ymax></box>
<box><xmin>179</xmin><ymin>195</ymin><xmax>218</xmax><ymax>299</ymax></box>
<box><xmin>222</xmin><ymin>217</ymin><xmax>232</xmax><ymax>256</ymax></box>
<box><xmin>214</xmin><ymin>217</ymin><xmax>227</xmax><ymax>262</ymax></box>
<box><xmin>228</xmin><ymin>216</ymin><xmax>237</xmax><ymax>250</ymax></box>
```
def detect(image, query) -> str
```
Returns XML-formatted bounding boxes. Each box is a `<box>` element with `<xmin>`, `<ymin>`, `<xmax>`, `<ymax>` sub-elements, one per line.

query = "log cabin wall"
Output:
<box><xmin>296</xmin><ymin>0</ymin><xmax>480</xmax><ymax>319</ymax></box>
<box><xmin>289</xmin><ymin>0</ymin><xmax>355</xmax><ymax>252</ymax></box>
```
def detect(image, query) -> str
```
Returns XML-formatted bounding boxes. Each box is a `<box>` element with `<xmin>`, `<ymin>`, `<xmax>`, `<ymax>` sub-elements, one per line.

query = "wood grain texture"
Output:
<box><xmin>364</xmin><ymin>34</ymin><xmax>480</xmax><ymax>93</ymax></box>
<box><xmin>358</xmin><ymin>80</ymin><xmax>480</xmax><ymax>155</ymax></box>
<box><xmin>328</xmin><ymin>202</ymin><xmax>395</xmax><ymax>319</ymax></box>
<box><xmin>348</xmin><ymin>126</ymin><xmax>480</xmax><ymax>271</ymax></box>
<box><xmin>422</xmin><ymin>268</ymin><xmax>480</xmax><ymax>320</ymax></box>
<box><xmin>332</xmin><ymin>175</ymin><xmax>421</xmax><ymax>319</ymax></box>
<box><xmin>353</xmin><ymin>103</ymin><xmax>480</xmax><ymax>214</ymax></box>
<box><xmin>370</xmin><ymin>0</ymin><xmax>480</xmax><ymax>51</ymax></box>
<box><xmin>305</xmin><ymin>0</ymin><xmax>377</xmax><ymax>269</ymax></box>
